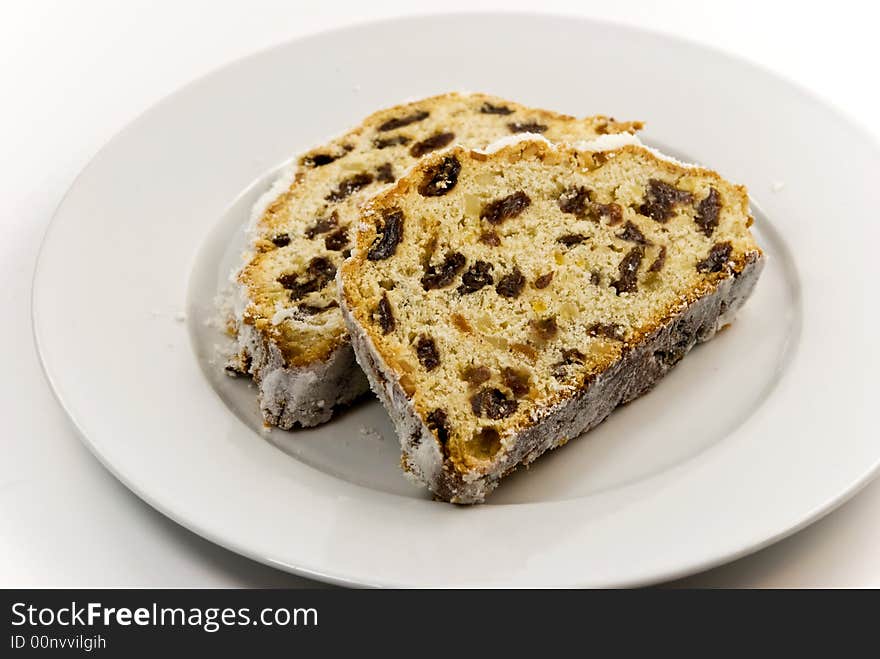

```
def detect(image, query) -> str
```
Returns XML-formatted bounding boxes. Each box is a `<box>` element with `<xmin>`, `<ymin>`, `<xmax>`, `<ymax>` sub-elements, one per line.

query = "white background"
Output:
<box><xmin>1</xmin><ymin>0</ymin><xmax>877</xmax><ymax>587</ymax></box>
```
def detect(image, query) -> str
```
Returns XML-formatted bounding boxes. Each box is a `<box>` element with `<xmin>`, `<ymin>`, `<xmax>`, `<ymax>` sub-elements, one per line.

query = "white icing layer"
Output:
<box><xmin>478</xmin><ymin>133</ymin><xmax>554</xmax><ymax>154</ymax></box>
<box><xmin>481</xmin><ymin>132</ymin><xmax>700</xmax><ymax>171</ymax></box>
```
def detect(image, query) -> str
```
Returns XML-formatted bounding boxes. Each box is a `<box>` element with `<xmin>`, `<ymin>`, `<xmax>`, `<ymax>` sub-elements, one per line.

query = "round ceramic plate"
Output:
<box><xmin>33</xmin><ymin>14</ymin><xmax>878</xmax><ymax>587</ymax></box>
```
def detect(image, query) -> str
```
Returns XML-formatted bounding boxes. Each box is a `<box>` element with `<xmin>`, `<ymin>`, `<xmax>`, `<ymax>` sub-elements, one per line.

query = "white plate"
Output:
<box><xmin>33</xmin><ymin>14</ymin><xmax>878</xmax><ymax>587</ymax></box>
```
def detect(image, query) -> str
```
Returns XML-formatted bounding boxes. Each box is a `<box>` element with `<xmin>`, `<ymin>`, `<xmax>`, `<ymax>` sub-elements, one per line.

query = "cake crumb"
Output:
<box><xmin>771</xmin><ymin>180</ymin><xmax>786</xmax><ymax>192</ymax></box>
<box><xmin>358</xmin><ymin>426</ymin><xmax>384</xmax><ymax>442</ymax></box>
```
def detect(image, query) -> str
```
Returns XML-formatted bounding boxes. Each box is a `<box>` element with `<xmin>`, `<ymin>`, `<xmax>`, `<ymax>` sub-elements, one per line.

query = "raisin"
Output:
<box><xmin>458</xmin><ymin>261</ymin><xmax>494</xmax><ymax>294</ymax></box>
<box><xmin>695</xmin><ymin>187</ymin><xmax>722</xmax><ymax>237</ymax></box>
<box><xmin>378</xmin><ymin>110</ymin><xmax>429</xmax><ymax>132</ymax></box>
<box><xmin>418</xmin><ymin>156</ymin><xmax>461</xmax><ymax>197</ymax></box>
<box><xmin>534</xmin><ymin>272</ymin><xmax>554</xmax><ymax>289</ymax></box>
<box><xmin>277</xmin><ymin>256</ymin><xmax>337</xmax><ymax>300</ymax></box>
<box><xmin>480</xmin><ymin>102</ymin><xmax>513</xmax><ymax>115</ymax></box>
<box><xmin>480</xmin><ymin>191</ymin><xmax>531</xmax><ymax>224</ymax></box>
<box><xmin>324</xmin><ymin>227</ymin><xmax>348</xmax><ymax>251</ymax></box>
<box><xmin>304</xmin><ymin>212</ymin><xmax>338</xmax><ymax>239</ymax></box>
<box><xmin>611</xmin><ymin>246</ymin><xmax>645</xmax><ymax>295</ymax></box>
<box><xmin>374</xmin><ymin>135</ymin><xmax>410</xmax><ymax>149</ymax></box>
<box><xmin>557</xmin><ymin>233</ymin><xmax>588</xmax><ymax>247</ymax></box>
<box><xmin>421</xmin><ymin>252</ymin><xmax>466</xmax><ymax>290</ymax></box>
<box><xmin>587</xmin><ymin>323</ymin><xmax>625</xmax><ymax>340</ymax></box>
<box><xmin>409</xmin><ymin>132</ymin><xmax>455</xmax><ymax>158</ymax></box>
<box><xmin>376</xmin><ymin>163</ymin><xmax>394</xmax><ymax>184</ymax></box>
<box><xmin>416</xmin><ymin>335</ymin><xmax>441</xmax><ymax>371</ymax></box>
<box><xmin>558</xmin><ymin>186</ymin><xmax>591</xmax><ymax>216</ymax></box>
<box><xmin>648</xmin><ymin>246</ymin><xmax>667</xmax><ymax>273</ymax></box>
<box><xmin>479</xmin><ymin>230</ymin><xmax>501</xmax><ymax>247</ymax></box>
<box><xmin>367</xmin><ymin>208</ymin><xmax>404</xmax><ymax>261</ymax></box>
<box><xmin>496</xmin><ymin>267</ymin><xmax>525</xmax><ymax>298</ymax></box>
<box><xmin>326</xmin><ymin>172</ymin><xmax>374</xmax><ymax>202</ymax></box>
<box><xmin>462</xmin><ymin>365</ymin><xmax>491</xmax><ymax>388</ymax></box>
<box><xmin>696</xmin><ymin>241</ymin><xmax>733</xmax><ymax>273</ymax></box>
<box><xmin>595</xmin><ymin>202</ymin><xmax>623</xmax><ymax>225</ymax></box>
<box><xmin>531</xmin><ymin>316</ymin><xmax>559</xmax><ymax>341</ymax></box>
<box><xmin>508</xmin><ymin>121</ymin><xmax>548</xmax><ymax>134</ymax></box>
<box><xmin>426</xmin><ymin>409</ymin><xmax>450</xmax><ymax>444</ymax></box>
<box><xmin>297</xmin><ymin>300</ymin><xmax>339</xmax><ymax>315</ymax></box>
<box><xmin>302</xmin><ymin>152</ymin><xmax>338</xmax><ymax>167</ymax></box>
<box><xmin>374</xmin><ymin>293</ymin><xmax>395</xmax><ymax>334</ymax></box>
<box><xmin>470</xmin><ymin>387</ymin><xmax>518</xmax><ymax>420</ymax></box>
<box><xmin>590</xmin><ymin>270</ymin><xmax>602</xmax><ymax>285</ymax></box>
<box><xmin>638</xmin><ymin>179</ymin><xmax>694</xmax><ymax>223</ymax></box>
<box><xmin>616</xmin><ymin>221</ymin><xmax>651</xmax><ymax>245</ymax></box>
<box><xmin>307</xmin><ymin>256</ymin><xmax>336</xmax><ymax>281</ymax></box>
<box><xmin>271</xmin><ymin>233</ymin><xmax>290</xmax><ymax>247</ymax></box>
<box><xmin>502</xmin><ymin>367</ymin><xmax>530</xmax><ymax>397</ymax></box>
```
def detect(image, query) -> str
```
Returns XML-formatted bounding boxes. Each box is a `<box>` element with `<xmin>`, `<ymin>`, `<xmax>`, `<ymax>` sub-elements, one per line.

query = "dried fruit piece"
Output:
<box><xmin>367</xmin><ymin>209</ymin><xmax>404</xmax><ymax>261</ymax></box>
<box><xmin>594</xmin><ymin>202</ymin><xmax>623</xmax><ymax>225</ymax></box>
<box><xmin>301</xmin><ymin>148</ymin><xmax>349</xmax><ymax>167</ymax></box>
<box><xmin>421</xmin><ymin>252</ymin><xmax>466</xmax><ymax>290</ymax></box>
<box><xmin>374</xmin><ymin>293</ymin><xmax>395</xmax><ymax>334</ymax></box>
<box><xmin>271</xmin><ymin>234</ymin><xmax>290</xmax><ymax>247</ymax></box>
<box><xmin>479</xmin><ymin>102</ymin><xmax>513</xmax><ymax>115</ymax></box>
<box><xmin>277</xmin><ymin>256</ymin><xmax>337</xmax><ymax>300</ymax></box>
<box><xmin>426</xmin><ymin>409</ymin><xmax>450</xmax><ymax>444</ymax></box>
<box><xmin>409</xmin><ymin>132</ymin><xmax>455</xmax><ymax>158</ymax></box>
<box><xmin>462</xmin><ymin>365</ymin><xmax>491</xmax><ymax>388</ymax></box>
<box><xmin>451</xmin><ymin>313</ymin><xmax>472</xmax><ymax>334</ymax></box>
<box><xmin>587</xmin><ymin>323</ymin><xmax>626</xmax><ymax>340</ymax></box>
<box><xmin>378</xmin><ymin>110</ymin><xmax>429</xmax><ymax>132</ymax></box>
<box><xmin>696</xmin><ymin>241</ymin><xmax>733</xmax><ymax>273</ymax></box>
<box><xmin>470</xmin><ymin>387</ymin><xmax>518</xmax><ymax>420</ymax></box>
<box><xmin>324</xmin><ymin>227</ymin><xmax>349</xmax><ymax>251</ymax></box>
<box><xmin>480</xmin><ymin>191</ymin><xmax>531</xmax><ymax>225</ymax></box>
<box><xmin>502</xmin><ymin>367</ymin><xmax>530</xmax><ymax>397</ymax></box>
<box><xmin>304</xmin><ymin>212</ymin><xmax>339</xmax><ymax>239</ymax></box>
<box><xmin>531</xmin><ymin>316</ymin><xmax>559</xmax><ymax>341</ymax></box>
<box><xmin>558</xmin><ymin>186</ymin><xmax>590</xmax><ymax>216</ymax></box>
<box><xmin>479</xmin><ymin>230</ymin><xmax>501</xmax><ymax>247</ymax></box>
<box><xmin>611</xmin><ymin>246</ymin><xmax>645</xmax><ymax>294</ymax></box>
<box><xmin>297</xmin><ymin>301</ymin><xmax>339</xmax><ymax>315</ymax></box>
<box><xmin>307</xmin><ymin>256</ymin><xmax>336</xmax><ymax>282</ymax></box>
<box><xmin>638</xmin><ymin>179</ymin><xmax>693</xmax><ymax>223</ymax></box>
<box><xmin>496</xmin><ymin>268</ymin><xmax>525</xmax><ymax>298</ymax></box>
<box><xmin>551</xmin><ymin>348</ymin><xmax>585</xmax><ymax>380</ymax></box>
<box><xmin>590</xmin><ymin>270</ymin><xmax>602</xmax><ymax>285</ymax></box>
<box><xmin>695</xmin><ymin>187</ymin><xmax>722</xmax><ymax>237</ymax></box>
<box><xmin>534</xmin><ymin>272</ymin><xmax>554</xmax><ymax>289</ymax></box>
<box><xmin>458</xmin><ymin>261</ymin><xmax>494</xmax><ymax>294</ymax></box>
<box><xmin>648</xmin><ymin>246</ymin><xmax>667</xmax><ymax>273</ymax></box>
<box><xmin>374</xmin><ymin>135</ymin><xmax>410</xmax><ymax>149</ymax></box>
<box><xmin>511</xmin><ymin>343</ymin><xmax>538</xmax><ymax>362</ymax></box>
<box><xmin>375</xmin><ymin>163</ymin><xmax>395</xmax><ymax>184</ymax></box>
<box><xmin>418</xmin><ymin>156</ymin><xmax>461</xmax><ymax>197</ymax></box>
<box><xmin>557</xmin><ymin>233</ymin><xmax>588</xmax><ymax>247</ymax></box>
<box><xmin>508</xmin><ymin>121</ymin><xmax>548</xmax><ymax>134</ymax></box>
<box><xmin>326</xmin><ymin>173</ymin><xmax>374</xmax><ymax>202</ymax></box>
<box><xmin>616</xmin><ymin>221</ymin><xmax>651</xmax><ymax>245</ymax></box>
<box><xmin>416</xmin><ymin>335</ymin><xmax>441</xmax><ymax>371</ymax></box>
